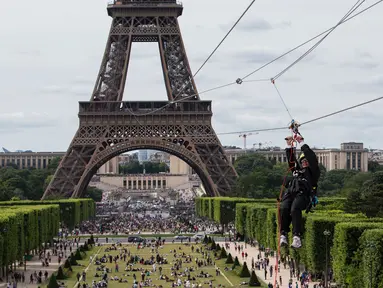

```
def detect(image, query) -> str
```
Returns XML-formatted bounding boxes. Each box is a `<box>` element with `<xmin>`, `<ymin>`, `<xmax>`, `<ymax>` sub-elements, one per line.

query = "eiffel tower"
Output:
<box><xmin>42</xmin><ymin>0</ymin><xmax>238</xmax><ymax>199</ymax></box>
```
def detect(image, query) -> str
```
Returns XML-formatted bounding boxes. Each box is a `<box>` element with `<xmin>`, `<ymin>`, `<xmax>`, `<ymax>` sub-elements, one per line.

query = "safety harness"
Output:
<box><xmin>273</xmin><ymin>120</ymin><xmax>317</xmax><ymax>287</ymax></box>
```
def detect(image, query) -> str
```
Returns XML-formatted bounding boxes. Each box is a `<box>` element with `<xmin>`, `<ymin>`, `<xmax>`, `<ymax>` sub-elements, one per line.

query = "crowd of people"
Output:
<box><xmin>65</xmin><ymin>200</ymin><xmax>230</xmax><ymax>236</ymax></box>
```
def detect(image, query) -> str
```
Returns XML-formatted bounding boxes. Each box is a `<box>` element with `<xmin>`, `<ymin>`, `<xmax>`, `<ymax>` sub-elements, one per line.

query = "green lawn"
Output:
<box><xmin>67</xmin><ymin>234</ymin><xmax>194</xmax><ymax>239</ymax></box>
<box><xmin>60</xmin><ymin>243</ymin><xmax>266</xmax><ymax>287</ymax></box>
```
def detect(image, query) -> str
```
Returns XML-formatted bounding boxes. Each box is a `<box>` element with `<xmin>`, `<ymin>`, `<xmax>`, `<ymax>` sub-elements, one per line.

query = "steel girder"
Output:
<box><xmin>41</xmin><ymin>3</ymin><xmax>237</xmax><ymax>200</ymax></box>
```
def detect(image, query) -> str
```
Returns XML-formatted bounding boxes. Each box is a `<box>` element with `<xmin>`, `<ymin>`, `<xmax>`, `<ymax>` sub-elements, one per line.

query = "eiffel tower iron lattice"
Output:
<box><xmin>42</xmin><ymin>0</ymin><xmax>238</xmax><ymax>199</ymax></box>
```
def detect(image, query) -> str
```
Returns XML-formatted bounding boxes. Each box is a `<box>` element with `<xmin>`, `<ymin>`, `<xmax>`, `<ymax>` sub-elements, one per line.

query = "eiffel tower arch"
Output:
<box><xmin>42</xmin><ymin>0</ymin><xmax>238</xmax><ymax>200</ymax></box>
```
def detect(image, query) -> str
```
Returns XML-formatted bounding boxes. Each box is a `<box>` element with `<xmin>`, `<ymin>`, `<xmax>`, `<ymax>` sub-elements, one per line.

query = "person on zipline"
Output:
<box><xmin>279</xmin><ymin>133</ymin><xmax>320</xmax><ymax>249</ymax></box>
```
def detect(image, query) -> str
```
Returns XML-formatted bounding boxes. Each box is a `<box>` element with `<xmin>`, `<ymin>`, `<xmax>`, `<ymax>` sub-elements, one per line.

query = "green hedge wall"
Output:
<box><xmin>358</xmin><ymin>229</ymin><xmax>383</xmax><ymax>288</ymax></box>
<box><xmin>202</xmin><ymin>197</ymin><xmax>382</xmax><ymax>282</ymax></box>
<box><xmin>196</xmin><ymin>197</ymin><xmax>268</xmax><ymax>224</ymax></box>
<box><xmin>0</xmin><ymin>199</ymin><xmax>95</xmax><ymax>228</ymax></box>
<box><xmin>0</xmin><ymin>205</ymin><xmax>60</xmax><ymax>271</ymax></box>
<box><xmin>332</xmin><ymin>222</ymin><xmax>383</xmax><ymax>285</ymax></box>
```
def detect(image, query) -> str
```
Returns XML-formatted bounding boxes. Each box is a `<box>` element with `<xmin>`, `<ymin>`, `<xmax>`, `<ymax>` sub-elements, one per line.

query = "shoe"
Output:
<box><xmin>291</xmin><ymin>236</ymin><xmax>302</xmax><ymax>249</ymax></box>
<box><xmin>280</xmin><ymin>235</ymin><xmax>288</xmax><ymax>247</ymax></box>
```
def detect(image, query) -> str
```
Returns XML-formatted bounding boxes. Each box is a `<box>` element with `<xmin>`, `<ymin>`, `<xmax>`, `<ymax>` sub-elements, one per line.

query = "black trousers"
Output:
<box><xmin>280</xmin><ymin>190</ymin><xmax>310</xmax><ymax>237</ymax></box>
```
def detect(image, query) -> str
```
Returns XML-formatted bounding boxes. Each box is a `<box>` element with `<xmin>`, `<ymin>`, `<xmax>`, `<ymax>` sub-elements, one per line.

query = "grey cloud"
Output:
<box><xmin>15</xmin><ymin>49</ymin><xmax>42</xmax><ymax>57</ymax></box>
<box><xmin>339</xmin><ymin>50</ymin><xmax>379</xmax><ymax>69</ymax></box>
<box><xmin>236</xmin><ymin>19</ymin><xmax>272</xmax><ymax>31</ymax></box>
<box><xmin>335</xmin><ymin>74</ymin><xmax>383</xmax><ymax>94</ymax></box>
<box><xmin>234</xmin><ymin>49</ymin><xmax>284</xmax><ymax>64</ymax></box>
<box><xmin>340</xmin><ymin>60</ymin><xmax>379</xmax><ymax>70</ymax></box>
<box><xmin>0</xmin><ymin>112</ymin><xmax>59</xmax><ymax>132</ymax></box>
<box><xmin>220</xmin><ymin>18</ymin><xmax>291</xmax><ymax>32</ymax></box>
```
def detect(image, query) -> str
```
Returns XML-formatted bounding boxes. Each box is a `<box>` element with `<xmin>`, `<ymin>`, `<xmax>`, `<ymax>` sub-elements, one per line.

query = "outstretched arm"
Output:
<box><xmin>284</xmin><ymin>136</ymin><xmax>297</xmax><ymax>173</ymax></box>
<box><xmin>285</xmin><ymin>146</ymin><xmax>296</xmax><ymax>172</ymax></box>
<box><xmin>298</xmin><ymin>140</ymin><xmax>321</xmax><ymax>188</ymax></box>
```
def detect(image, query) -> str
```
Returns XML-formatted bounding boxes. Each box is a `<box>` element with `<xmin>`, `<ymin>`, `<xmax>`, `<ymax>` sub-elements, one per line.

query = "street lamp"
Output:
<box><xmin>24</xmin><ymin>252</ymin><xmax>27</xmax><ymax>271</ymax></box>
<box><xmin>323</xmin><ymin>230</ymin><xmax>331</xmax><ymax>288</ymax></box>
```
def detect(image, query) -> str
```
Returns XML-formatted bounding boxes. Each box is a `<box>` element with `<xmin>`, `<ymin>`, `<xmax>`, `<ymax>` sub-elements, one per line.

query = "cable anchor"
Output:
<box><xmin>288</xmin><ymin>119</ymin><xmax>301</xmax><ymax>135</ymax></box>
<box><xmin>236</xmin><ymin>78</ymin><xmax>243</xmax><ymax>84</ymax></box>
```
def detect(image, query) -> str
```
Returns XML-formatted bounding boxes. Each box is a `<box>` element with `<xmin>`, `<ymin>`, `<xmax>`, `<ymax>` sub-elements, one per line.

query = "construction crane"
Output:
<box><xmin>239</xmin><ymin>133</ymin><xmax>258</xmax><ymax>151</ymax></box>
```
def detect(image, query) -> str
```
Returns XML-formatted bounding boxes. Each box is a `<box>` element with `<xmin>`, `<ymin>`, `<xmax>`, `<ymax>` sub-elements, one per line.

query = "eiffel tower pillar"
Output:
<box><xmin>42</xmin><ymin>0</ymin><xmax>238</xmax><ymax>200</ymax></box>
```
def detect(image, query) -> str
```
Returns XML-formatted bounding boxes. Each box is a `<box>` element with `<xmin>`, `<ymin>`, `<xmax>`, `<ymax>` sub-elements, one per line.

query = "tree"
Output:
<box><xmin>249</xmin><ymin>271</ymin><xmax>261</xmax><ymax>286</ymax></box>
<box><xmin>233</xmin><ymin>256</ymin><xmax>240</xmax><ymax>267</ymax></box>
<box><xmin>368</xmin><ymin>160</ymin><xmax>383</xmax><ymax>173</ymax></box>
<box><xmin>47</xmin><ymin>274</ymin><xmax>59</xmax><ymax>288</ymax></box>
<box><xmin>64</xmin><ymin>259</ymin><xmax>72</xmax><ymax>269</ymax></box>
<box><xmin>56</xmin><ymin>266</ymin><xmax>65</xmax><ymax>280</ymax></box>
<box><xmin>220</xmin><ymin>247</ymin><xmax>227</xmax><ymax>258</ymax></box>
<box><xmin>239</xmin><ymin>262</ymin><xmax>251</xmax><ymax>277</ymax></box>
<box><xmin>84</xmin><ymin>187</ymin><xmax>103</xmax><ymax>202</ymax></box>
<box><xmin>75</xmin><ymin>249</ymin><xmax>83</xmax><ymax>260</ymax></box>
<box><xmin>47</xmin><ymin>157</ymin><xmax>62</xmax><ymax>171</ymax></box>
<box><xmin>344</xmin><ymin>171</ymin><xmax>383</xmax><ymax>217</ymax></box>
<box><xmin>234</xmin><ymin>154</ymin><xmax>273</xmax><ymax>176</ymax></box>
<box><xmin>69</xmin><ymin>253</ymin><xmax>78</xmax><ymax>266</ymax></box>
<box><xmin>226</xmin><ymin>253</ymin><xmax>234</xmax><ymax>264</ymax></box>
<box><xmin>119</xmin><ymin>161</ymin><xmax>169</xmax><ymax>174</ymax></box>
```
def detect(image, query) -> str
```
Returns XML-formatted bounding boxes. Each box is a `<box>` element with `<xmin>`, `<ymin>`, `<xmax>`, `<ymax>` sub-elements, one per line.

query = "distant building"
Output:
<box><xmin>99</xmin><ymin>173</ymin><xmax>188</xmax><ymax>190</ymax></box>
<box><xmin>0</xmin><ymin>142</ymin><xmax>370</xmax><ymax>173</ymax></box>
<box><xmin>225</xmin><ymin>142</ymin><xmax>369</xmax><ymax>172</ymax></box>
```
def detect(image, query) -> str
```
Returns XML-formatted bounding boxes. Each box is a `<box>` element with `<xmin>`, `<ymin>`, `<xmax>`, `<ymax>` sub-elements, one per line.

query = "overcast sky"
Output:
<box><xmin>0</xmin><ymin>0</ymin><xmax>382</xmax><ymax>152</ymax></box>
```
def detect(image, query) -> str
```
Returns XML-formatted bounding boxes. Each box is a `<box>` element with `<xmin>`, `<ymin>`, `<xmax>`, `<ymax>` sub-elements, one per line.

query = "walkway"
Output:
<box><xmin>0</xmin><ymin>243</ymin><xmax>83</xmax><ymax>288</ymax></box>
<box><xmin>218</xmin><ymin>241</ymin><xmax>321</xmax><ymax>288</ymax></box>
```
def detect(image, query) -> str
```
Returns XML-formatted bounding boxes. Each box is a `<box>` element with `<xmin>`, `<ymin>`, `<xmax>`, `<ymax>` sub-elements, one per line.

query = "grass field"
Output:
<box><xmin>61</xmin><ymin>243</ymin><xmax>266</xmax><ymax>287</ymax></box>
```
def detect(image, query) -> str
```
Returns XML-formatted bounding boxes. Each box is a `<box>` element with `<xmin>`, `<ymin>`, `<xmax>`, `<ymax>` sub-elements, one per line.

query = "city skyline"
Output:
<box><xmin>0</xmin><ymin>140</ymin><xmax>379</xmax><ymax>153</ymax></box>
<box><xmin>0</xmin><ymin>0</ymin><xmax>382</xmax><ymax>151</ymax></box>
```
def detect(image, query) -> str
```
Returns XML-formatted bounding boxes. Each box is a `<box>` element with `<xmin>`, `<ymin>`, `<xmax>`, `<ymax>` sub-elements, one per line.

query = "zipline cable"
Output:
<box><xmin>300</xmin><ymin>95</ymin><xmax>383</xmax><ymax>126</ymax></box>
<box><xmin>272</xmin><ymin>0</ymin><xmax>365</xmax><ymax>81</ymax></box>
<box><xmin>213</xmin><ymin>93</ymin><xmax>383</xmax><ymax>136</ymax></box>
<box><xmin>127</xmin><ymin>0</ymin><xmax>382</xmax><ymax>119</ymax></box>
<box><xmin>272</xmin><ymin>81</ymin><xmax>294</xmax><ymax>120</ymax></box>
<box><xmin>124</xmin><ymin>93</ymin><xmax>383</xmax><ymax>138</ymax></box>
<box><xmin>125</xmin><ymin>0</ymin><xmax>382</xmax><ymax>127</ymax></box>
<box><xmin>126</xmin><ymin>0</ymin><xmax>259</xmax><ymax>124</ymax></box>
<box><xmin>192</xmin><ymin>0</ymin><xmax>258</xmax><ymax>78</ymax></box>
<box><xmin>240</xmin><ymin>0</ymin><xmax>383</xmax><ymax>81</ymax></box>
<box><xmin>171</xmin><ymin>0</ymin><xmax>258</xmax><ymax>101</ymax></box>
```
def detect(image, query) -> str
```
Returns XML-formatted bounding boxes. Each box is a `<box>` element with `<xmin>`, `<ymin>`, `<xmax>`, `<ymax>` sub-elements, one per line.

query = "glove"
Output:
<box><xmin>293</xmin><ymin>133</ymin><xmax>304</xmax><ymax>143</ymax></box>
<box><xmin>312</xmin><ymin>196</ymin><xmax>319</xmax><ymax>207</ymax></box>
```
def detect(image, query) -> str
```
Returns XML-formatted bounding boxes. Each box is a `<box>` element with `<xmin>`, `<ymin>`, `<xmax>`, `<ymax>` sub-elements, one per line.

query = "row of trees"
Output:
<box><xmin>0</xmin><ymin>158</ymin><xmax>103</xmax><ymax>202</ymax></box>
<box><xmin>233</xmin><ymin>154</ymin><xmax>383</xmax><ymax>217</ymax></box>
<box><xmin>119</xmin><ymin>161</ymin><xmax>169</xmax><ymax>174</ymax></box>
<box><xmin>0</xmin><ymin>199</ymin><xmax>95</xmax><ymax>229</ymax></box>
<box><xmin>196</xmin><ymin>197</ymin><xmax>383</xmax><ymax>287</ymax></box>
<box><xmin>0</xmin><ymin>205</ymin><xmax>60</xmax><ymax>276</ymax></box>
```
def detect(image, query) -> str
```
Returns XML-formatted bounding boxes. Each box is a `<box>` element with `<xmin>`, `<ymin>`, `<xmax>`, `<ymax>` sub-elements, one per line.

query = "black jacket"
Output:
<box><xmin>285</xmin><ymin>144</ymin><xmax>320</xmax><ymax>194</ymax></box>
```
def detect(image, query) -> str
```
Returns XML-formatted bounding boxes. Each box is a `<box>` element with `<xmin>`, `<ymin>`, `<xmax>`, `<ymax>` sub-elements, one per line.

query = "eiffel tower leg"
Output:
<box><xmin>41</xmin><ymin>133</ymin><xmax>97</xmax><ymax>199</ymax></box>
<box><xmin>92</xmin><ymin>17</ymin><xmax>133</xmax><ymax>102</ymax></box>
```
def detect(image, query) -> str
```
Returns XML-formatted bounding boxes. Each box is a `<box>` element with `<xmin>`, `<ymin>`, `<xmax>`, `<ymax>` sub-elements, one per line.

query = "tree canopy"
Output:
<box><xmin>0</xmin><ymin>157</ymin><xmax>102</xmax><ymax>202</ymax></box>
<box><xmin>233</xmin><ymin>153</ymin><xmax>383</xmax><ymax>217</ymax></box>
<box><xmin>119</xmin><ymin>161</ymin><xmax>169</xmax><ymax>174</ymax></box>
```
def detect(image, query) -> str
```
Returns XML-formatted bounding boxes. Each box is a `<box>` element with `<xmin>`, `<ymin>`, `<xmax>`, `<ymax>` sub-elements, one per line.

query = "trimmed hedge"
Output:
<box><xmin>0</xmin><ymin>199</ymin><xmax>95</xmax><ymax>228</ymax></box>
<box><xmin>332</xmin><ymin>222</ymin><xmax>383</xmax><ymax>285</ymax></box>
<box><xmin>196</xmin><ymin>196</ymin><xmax>383</xmax><ymax>282</ymax></box>
<box><xmin>357</xmin><ymin>229</ymin><xmax>383</xmax><ymax>288</ymax></box>
<box><xmin>0</xmin><ymin>205</ymin><xmax>60</xmax><ymax>272</ymax></box>
<box><xmin>196</xmin><ymin>197</ymin><xmax>267</xmax><ymax>224</ymax></box>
